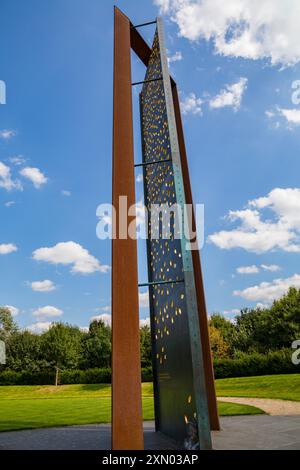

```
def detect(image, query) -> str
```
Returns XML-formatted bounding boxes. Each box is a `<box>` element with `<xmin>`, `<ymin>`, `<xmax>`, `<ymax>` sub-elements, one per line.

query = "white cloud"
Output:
<box><xmin>90</xmin><ymin>313</ymin><xmax>150</xmax><ymax>328</ymax></box>
<box><xmin>0</xmin><ymin>243</ymin><xmax>17</xmax><ymax>255</ymax></box>
<box><xmin>80</xmin><ymin>326</ymin><xmax>89</xmax><ymax>333</ymax></box>
<box><xmin>168</xmin><ymin>51</ymin><xmax>183</xmax><ymax>64</ymax></box>
<box><xmin>279</xmin><ymin>108</ymin><xmax>300</xmax><ymax>125</ymax></box>
<box><xmin>139</xmin><ymin>291</ymin><xmax>149</xmax><ymax>309</ymax></box>
<box><xmin>20</xmin><ymin>167</ymin><xmax>48</xmax><ymax>188</ymax></box>
<box><xmin>0</xmin><ymin>162</ymin><xmax>22</xmax><ymax>191</ymax></box>
<box><xmin>140</xmin><ymin>317</ymin><xmax>151</xmax><ymax>327</ymax></box>
<box><xmin>180</xmin><ymin>92</ymin><xmax>203</xmax><ymax>115</ymax></box>
<box><xmin>4</xmin><ymin>305</ymin><xmax>19</xmax><ymax>316</ymax></box>
<box><xmin>223</xmin><ymin>309</ymin><xmax>240</xmax><ymax>316</ymax></box>
<box><xmin>9</xmin><ymin>155</ymin><xmax>26</xmax><ymax>166</ymax></box>
<box><xmin>280</xmin><ymin>108</ymin><xmax>300</xmax><ymax>126</ymax></box>
<box><xmin>61</xmin><ymin>190</ymin><xmax>71</xmax><ymax>197</ymax></box>
<box><xmin>209</xmin><ymin>78</ymin><xmax>247</xmax><ymax>111</ymax></box>
<box><xmin>4</xmin><ymin>201</ymin><xmax>15</xmax><ymax>207</ymax></box>
<box><xmin>26</xmin><ymin>322</ymin><xmax>52</xmax><ymax>334</ymax></box>
<box><xmin>236</xmin><ymin>265</ymin><xmax>259</xmax><ymax>274</ymax></box>
<box><xmin>90</xmin><ymin>313</ymin><xmax>112</xmax><ymax>326</ymax></box>
<box><xmin>32</xmin><ymin>241</ymin><xmax>110</xmax><ymax>275</ymax></box>
<box><xmin>0</xmin><ymin>129</ymin><xmax>16</xmax><ymax>139</ymax></box>
<box><xmin>234</xmin><ymin>273</ymin><xmax>300</xmax><ymax>302</ymax></box>
<box><xmin>32</xmin><ymin>306</ymin><xmax>63</xmax><ymax>319</ymax></box>
<box><xmin>30</xmin><ymin>280</ymin><xmax>57</xmax><ymax>293</ymax></box>
<box><xmin>261</xmin><ymin>264</ymin><xmax>281</xmax><ymax>272</ymax></box>
<box><xmin>209</xmin><ymin>188</ymin><xmax>300</xmax><ymax>253</ymax></box>
<box><xmin>99</xmin><ymin>306</ymin><xmax>111</xmax><ymax>313</ymax></box>
<box><xmin>154</xmin><ymin>0</ymin><xmax>300</xmax><ymax>67</ymax></box>
<box><xmin>256</xmin><ymin>302</ymin><xmax>269</xmax><ymax>309</ymax></box>
<box><xmin>136</xmin><ymin>174</ymin><xmax>143</xmax><ymax>184</ymax></box>
<box><xmin>266</xmin><ymin>107</ymin><xmax>300</xmax><ymax>128</ymax></box>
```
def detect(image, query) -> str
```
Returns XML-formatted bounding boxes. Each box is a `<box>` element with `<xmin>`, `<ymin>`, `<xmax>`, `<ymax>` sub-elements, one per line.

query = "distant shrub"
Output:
<box><xmin>0</xmin><ymin>367</ymin><xmax>154</xmax><ymax>385</ymax></box>
<box><xmin>0</xmin><ymin>369</ymin><xmax>55</xmax><ymax>385</ymax></box>
<box><xmin>213</xmin><ymin>349</ymin><xmax>297</xmax><ymax>379</ymax></box>
<box><xmin>0</xmin><ymin>351</ymin><xmax>297</xmax><ymax>385</ymax></box>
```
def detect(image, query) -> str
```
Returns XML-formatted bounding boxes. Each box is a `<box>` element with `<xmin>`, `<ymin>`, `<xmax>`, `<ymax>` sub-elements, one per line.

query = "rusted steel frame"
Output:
<box><xmin>112</xmin><ymin>6</ymin><xmax>144</xmax><ymax>450</ymax></box>
<box><xmin>171</xmin><ymin>82</ymin><xmax>220</xmax><ymax>431</ymax></box>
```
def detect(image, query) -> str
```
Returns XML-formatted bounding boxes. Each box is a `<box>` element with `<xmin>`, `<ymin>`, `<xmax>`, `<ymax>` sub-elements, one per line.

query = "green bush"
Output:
<box><xmin>213</xmin><ymin>349</ymin><xmax>297</xmax><ymax>379</ymax></box>
<box><xmin>0</xmin><ymin>367</ymin><xmax>154</xmax><ymax>385</ymax></box>
<box><xmin>0</xmin><ymin>350</ymin><xmax>297</xmax><ymax>385</ymax></box>
<box><xmin>60</xmin><ymin>368</ymin><xmax>112</xmax><ymax>384</ymax></box>
<box><xmin>0</xmin><ymin>369</ymin><xmax>55</xmax><ymax>385</ymax></box>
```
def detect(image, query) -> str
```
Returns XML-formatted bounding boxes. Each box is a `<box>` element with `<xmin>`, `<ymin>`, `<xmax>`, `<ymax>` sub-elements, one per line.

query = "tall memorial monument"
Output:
<box><xmin>112</xmin><ymin>6</ymin><xmax>219</xmax><ymax>450</ymax></box>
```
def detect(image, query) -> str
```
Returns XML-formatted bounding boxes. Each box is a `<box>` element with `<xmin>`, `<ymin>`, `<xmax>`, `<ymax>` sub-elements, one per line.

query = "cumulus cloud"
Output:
<box><xmin>32</xmin><ymin>241</ymin><xmax>110</xmax><ymax>275</ymax></box>
<box><xmin>209</xmin><ymin>78</ymin><xmax>247</xmax><ymax>111</ymax></box>
<box><xmin>4</xmin><ymin>201</ymin><xmax>15</xmax><ymax>208</ymax></box>
<box><xmin>168</xmin><ymin>50</ymin><xmax>183</xmax><ymax>64</ymax></box>
<box><xmin>234</xmin><ymin>273</ymin><xmax>300</xmax><ymax>302</ymax></box>
<box><xmin>4</xmin><ymin>305</ymin><xmax>19</xmax><ymax>316</ymax></box>
<box><xmin>90</xmin><ymin>313</ymin><xmax>112</xmax><ymax>326</ymax></box>
<box><xmin>180</xmin><ymin>92</ymin><xmax>203</xmax><ymax>115</ymax></box>
<box><xmin>0</xmin><ymin>129</ymin><xmax>16</xmax><ymax>139</ymax></box>
<box><xmin>26</xmin><ymin>322</ymin><xmax>52</xmax><ymax>334</ymax></box>
<box><xmin>154</xmin><ymin>0</ymin><xmax>300</xmax><ymax>67</ymax></box>
<box><xmin>32</xmin><ymin>306</ymin><xmax>63</xmax><ymax>319</ymax></box>
<box><xmin>9</xmin><ymin>155</ymin><xmax>26</xmax><ymax>166</ymax></box>
<box><xmin>209</xmin><ymin>188</ymin><xmax>300</xmax><ymax>253</ymax></box>
<box><xmin>279</xmin><ymin>108</ymin><xmax>300</xmax><ymax>124</ymax></box>
<box><xmin>223</xmin><ymin>309</ymin><xmax>240</xmax><ymax>316</ymax></box>
<box><xmin>61</xmin><ymin>190</ymin><xmax>71</xmax><ymax>197</ymax></box>
<box><xmin>261</xmin><ymin>264</ymin><xmax>281</xmax><ymax>272</ymax></box>
<box><xmin>266</xmin><ymin>107</ymin><xmax>300</xmax><ymax>128</ymax></box>
<box><xmin>20</xmin><ymin>167</ymin><xmax>48</xmax><ymax>188</ymax></box>
<box><xmin>90</xmin><ymin>313</ymin><xmax>150</xmax><ymax>328</ymax></box>
<box><xmin>30</xmin><ymin>280</ymin><xmax>56</xmax><ymax>293</ymax></box>
<box><xmin>0</xmin><ymin>162</ymin><xmax>22</xmax><ymax>191</ymax></box>
<box><xmin>139</xmin><ymin>291</ymin><xmax>150</xmax><ymax>309</ymax></box>
<box><xmin>140</xmin><ymin>317</ymin><xmax>151</xmax><ymax>327</ymax></box>
<box><xmin>236</xmin><ymin>265</ymin><xmax>259</xmax><ymax>274</ymax></box>
<box><xmin>136</xmin><ymin>174</ymin><xmax>143</xmax><ymax>184</ymax></box>
<box><xmin>0</xmin><ymin>243</ymin><xmax>17</xmax><ymax>255</ymax></box>
<box><xmin>236</xmin><ymin>264</ymin><xmax>281</xmax><ymax>274</ymax></box>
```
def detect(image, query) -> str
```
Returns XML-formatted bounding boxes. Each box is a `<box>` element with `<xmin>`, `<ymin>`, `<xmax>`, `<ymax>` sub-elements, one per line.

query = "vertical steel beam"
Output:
<box><xmin>112</xmin><ymin>6</ymin><xmax>144</xmax><ymax>450</ymax></box>
<box><xmin>172</xmin><ymin>83</ymin><xmax>220</xmax><ymax>431</ymax></box>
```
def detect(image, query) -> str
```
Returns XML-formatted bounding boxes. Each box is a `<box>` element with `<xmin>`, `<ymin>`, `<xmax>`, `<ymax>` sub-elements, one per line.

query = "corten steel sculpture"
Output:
<box><xmin>112</xmin><ymin>6</ymin><xmax>219</xmax><ymax>450</ymax></box>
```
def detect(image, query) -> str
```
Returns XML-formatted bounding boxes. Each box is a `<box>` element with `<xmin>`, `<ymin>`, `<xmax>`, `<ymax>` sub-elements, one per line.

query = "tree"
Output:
<box><xmin>6</xmin><ymin>330</ymin><xmax>43</xmax><ymax>372</ymax></box>
<box><xmin>140</xmin><ymin>325</ymin><xmax>152</xmax><ymax>367</ymax></box>
<box><xmin>81</xmin><ymin>320</ymin><xmax>111</xmax><ymax>369</ymax></box>
<box><xmin>0</xmin><ymin>307</ymin><xmax>18</xmax><ymax>342</ymax></box>
<box><xmin>41</xmin><ymin>323</ymin><xmax>82</xmax><ymax>385</ymax></box>
<box><xmin>209</xmin><ymin>325</ymin><xmax>230</xmax><ymax>359</ymax></box>
<box><xmin>209</xmin><ymin>313</ymin><xmax>236</xmax><ymax>355</ymax></box>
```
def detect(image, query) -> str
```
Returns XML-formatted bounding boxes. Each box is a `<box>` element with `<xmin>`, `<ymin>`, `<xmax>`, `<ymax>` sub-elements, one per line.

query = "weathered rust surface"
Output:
<box><xmin>172</xmin><ymin>83</ymin><xmax>220</xmax><ymax>431</ymax></box>
<box><xmin>130</xmin><ymin>25</ymin><xmax>152</xmax><ymax>67</ymax></box>
<box><xmin>112</xmin><ymin>6</ymin><xmax>144</xmax><ymax>450</ymax></box>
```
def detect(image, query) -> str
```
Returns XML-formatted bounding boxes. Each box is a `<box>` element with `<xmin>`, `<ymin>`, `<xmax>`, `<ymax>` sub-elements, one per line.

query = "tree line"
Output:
<box><xmin>0</xmin><ymin>287</ymin><xmax>299</xmax><ymax>378</ymax></box>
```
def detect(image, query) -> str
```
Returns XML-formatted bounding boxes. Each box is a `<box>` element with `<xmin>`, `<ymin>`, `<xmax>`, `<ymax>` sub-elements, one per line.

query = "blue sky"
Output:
<box><xmin>1</xmin><ymin>0</ymin><xmax>300</xmax><ymax>331</ymax></box>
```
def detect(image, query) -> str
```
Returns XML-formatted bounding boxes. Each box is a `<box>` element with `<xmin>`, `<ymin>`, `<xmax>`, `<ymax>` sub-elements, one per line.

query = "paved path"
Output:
<box><xmin>218</xmin><ymin>397</ymin><xmax>300</xmax><ymax>415</ymax></box>
<box><xmin>0</xmin><ymin>416</ymin><xmax>299</xmax><ymax>450</ymax></box>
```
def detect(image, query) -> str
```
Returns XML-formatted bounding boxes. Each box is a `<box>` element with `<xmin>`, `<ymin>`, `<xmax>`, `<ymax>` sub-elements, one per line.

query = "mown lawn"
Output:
<box><xmin>216</xmin><ymin>374</ymin><xmax>300</xmax><ymax>401</ymax></box>
<box><xmin>0</xmin><ymin>382</ymin><xmax>263</xmax><ymax>432</ymax></box>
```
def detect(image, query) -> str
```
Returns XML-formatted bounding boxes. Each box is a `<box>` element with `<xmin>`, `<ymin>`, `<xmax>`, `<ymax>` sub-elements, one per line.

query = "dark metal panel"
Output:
<box><xmin>140</xmin><ymin>25</ymin><xmax>211</xmax><ymax>449</ymax></box>
<box><xmin>172</xmin><ymin>83</ymin><xmax>220</xmax><ymax>431</ymax></box>
<box><xmin>112</xmin><ymin>6</ymin><xmax>144</xmax><ymax>451</ymax></box>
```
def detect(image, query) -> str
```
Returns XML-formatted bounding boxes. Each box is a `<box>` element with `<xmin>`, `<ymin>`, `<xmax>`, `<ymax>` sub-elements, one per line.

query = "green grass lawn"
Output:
<box><xmin>216</xmin><ymin>374</ymin><xmax>300</xmax><ymax>401</ymax></box>
<box><xmin>0</xmin><ymin>382</ymin><xmax>264</xmax><ymax>432</ymax></box>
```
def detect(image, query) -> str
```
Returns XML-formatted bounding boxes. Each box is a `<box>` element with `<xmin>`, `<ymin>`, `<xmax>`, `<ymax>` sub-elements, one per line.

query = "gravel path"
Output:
<box><xmin>218</xmin><ymin>397</ymin><xmax>300</xmax><ymax>415</ymax></box>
